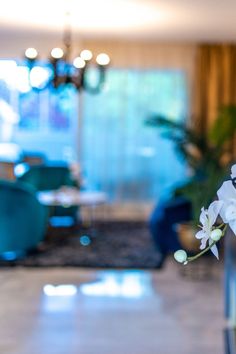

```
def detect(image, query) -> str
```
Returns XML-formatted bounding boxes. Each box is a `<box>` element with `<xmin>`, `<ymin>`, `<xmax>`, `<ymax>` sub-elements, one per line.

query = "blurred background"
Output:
<box><xmin>0</xmin><ymin>1</ymin><xmax>236</xmax><ymax>353</ymax></box>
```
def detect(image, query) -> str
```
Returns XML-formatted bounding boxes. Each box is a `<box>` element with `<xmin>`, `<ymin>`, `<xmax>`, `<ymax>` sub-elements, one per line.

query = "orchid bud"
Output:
<box><xmin>210</xmin><ymin>229</ymin><xmax>223</xmax><ymax>242</ymax></box>
<box><xmin>174</xmin><ymin>250</ymin><xmax>188</xmax><ymax>263</ymax></box>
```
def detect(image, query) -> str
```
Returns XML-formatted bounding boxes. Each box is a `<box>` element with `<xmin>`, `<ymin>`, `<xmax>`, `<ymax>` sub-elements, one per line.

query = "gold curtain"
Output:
<box><xmin>193</xmin><ymin>44</ymin><xmax>236</xmax><ymax>134</ymax></box>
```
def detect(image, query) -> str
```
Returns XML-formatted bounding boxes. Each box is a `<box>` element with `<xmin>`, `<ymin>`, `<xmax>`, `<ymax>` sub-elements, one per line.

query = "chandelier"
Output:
<box><xmin>24</xmin><ymin>11</ymin><xmax>110</xmax><ymax>93</ymax></box>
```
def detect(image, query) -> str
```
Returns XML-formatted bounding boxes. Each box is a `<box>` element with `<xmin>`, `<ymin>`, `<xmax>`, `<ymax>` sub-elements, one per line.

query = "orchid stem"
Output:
<box><xmin>217</xmin><ymin>223</ymin><xmax>225</xmax><ymax>229</ymax></box>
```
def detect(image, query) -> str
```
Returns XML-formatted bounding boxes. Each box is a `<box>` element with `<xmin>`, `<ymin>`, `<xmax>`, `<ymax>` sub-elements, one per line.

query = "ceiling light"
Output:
<box><xmin>25</xmin><ymin>47</ymin><xmax>38</xmax><ymax>60</ymax></box>
<box><xmin>80</xmin><ymin>49</ymin><xmax>93</xmax><ymax>61</ymax></box>
<box><xmin>73</xmin><ymin>57</ymin><xmax>86</xmax><ymax>69</ymax></box>
<box><xmin>24</xmin><ymin>10</ymin><xmax>110</xmax><ymax>93</ymax></box>
<box><xmin>96</xmin><ymin>53</ymin><xmax>110</xmax><ymax>66</ymax></box>
<box><xmin>50</xmin><ymin>47</ymin><xmax>64</xmax><ymax>59</ymax></box>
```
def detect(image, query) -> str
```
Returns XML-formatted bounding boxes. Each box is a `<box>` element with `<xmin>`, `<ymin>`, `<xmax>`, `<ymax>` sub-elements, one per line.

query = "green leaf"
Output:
<box><xmin>209</xmin><ymin>105</ymin><xmax>236</xmax><ymax>146</ymax></box>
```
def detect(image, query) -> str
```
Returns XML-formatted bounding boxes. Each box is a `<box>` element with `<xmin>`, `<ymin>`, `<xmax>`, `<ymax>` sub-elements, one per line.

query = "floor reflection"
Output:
<box><xmin>41</xmin><ymin>270</ymin><xmax>154</xmax><ymax>314</ymax></box>
<box><xmin>79</xmin><ymin>270</ymin><xmax>154</xmax><ymax>298</ymax></box>
<box><xmin>43</xmin><ymin>284</ymin><xmax>77</xmax><ymax>297</ymax></box>
<box><xmin>42</xmin><ymin>285</ymin><xmax>77</xmax><ymax>313</ymax></box>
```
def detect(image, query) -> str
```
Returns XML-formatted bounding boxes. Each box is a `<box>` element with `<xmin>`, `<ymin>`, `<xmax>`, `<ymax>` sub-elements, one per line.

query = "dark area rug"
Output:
<box><xmin>4</xmin><ymin>221</ymin><xmax>162</xmax><ymax>269</ymax></box>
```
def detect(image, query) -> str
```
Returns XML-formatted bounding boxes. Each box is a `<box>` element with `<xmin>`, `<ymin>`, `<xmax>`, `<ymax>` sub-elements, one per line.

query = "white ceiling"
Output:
<box><xmin>1</xmin><ymin>0</ymin><xmax>236</xmax><ymax>41</ymax></box>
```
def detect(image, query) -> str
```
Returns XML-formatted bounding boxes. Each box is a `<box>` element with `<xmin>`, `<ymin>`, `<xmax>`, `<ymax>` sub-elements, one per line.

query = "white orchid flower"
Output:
<box><xmin>195</xmin><ymin>200</ymin><xmax>223</xmax><ymax>259</ymax></box>
<box><xmin>231</xmin><ymin>164</ymin><xmax>236</xmax><ymax>179</ymax></box>
<box><xmin>217</xmin><ymin>180</ymin><xmax>236</xmax><ymax>235</ymax></box>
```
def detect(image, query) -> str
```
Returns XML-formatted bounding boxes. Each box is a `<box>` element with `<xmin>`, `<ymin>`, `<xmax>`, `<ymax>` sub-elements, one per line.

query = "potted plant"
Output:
<box><xmin>146</xmin><ymin>105</ymin><xmax>236</xmax><ymax>252</ymax></box>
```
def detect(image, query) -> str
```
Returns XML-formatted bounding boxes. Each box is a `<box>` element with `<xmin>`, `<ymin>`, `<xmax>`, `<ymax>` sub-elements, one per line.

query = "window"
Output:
<box><xmin>0</xmin><ymin>61</ymin><xmax>188</xmax><ymax>202</ymax></box>
<box><xmin>82</xmin><ymin>69</ymin><xmax>188</xmax><ymax>201</ymax></box>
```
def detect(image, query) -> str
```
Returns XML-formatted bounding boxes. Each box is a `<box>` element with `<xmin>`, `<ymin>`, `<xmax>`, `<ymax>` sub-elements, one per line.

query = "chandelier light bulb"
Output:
<box><xmin>80</xmin><ymin>49</ymin><xmax>93</xmax><ymax>61</ymax></box>
<box><xmin>73</xmin><ymin>57</ymin><xmax>86</xmax><ymax>69</ymax></box>
<box><xmin>25</xmin><ymin>48</ymin><xmax>38</xmax><ymax>60</ymax></box>
<box><xmin>29</xmin><ymin>66</ymin><xmax>49</xmax><ymax>89</ymax></box>
<box><xmin>96</xmin><ymin>53</ymin><xmax>110</xmax><ymax>66</ymax></box>
<box><xmin>51</xmin><ymin>48</ymin><xmax>64</xmax><ymax>59</ymax></box>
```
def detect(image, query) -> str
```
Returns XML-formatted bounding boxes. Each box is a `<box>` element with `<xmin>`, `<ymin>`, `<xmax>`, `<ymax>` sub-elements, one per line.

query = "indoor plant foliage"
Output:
<box><xmin>174</xmin><ymin>163</ymin><xmax>236</xmax><ymax>264</ymax></box>
<box><xmin>147</xmin><ymin>105</ymin><xmax>236</xmax><ymax>225</ymax></box>
<box><xmin>146</xmin><ymin>105</ymin><xmax>236</xmax><ymax>262</ymax></box>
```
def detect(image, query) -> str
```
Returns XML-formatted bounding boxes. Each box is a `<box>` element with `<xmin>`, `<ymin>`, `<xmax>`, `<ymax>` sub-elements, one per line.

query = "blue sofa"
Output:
<box><xmin>0</xmin><ymin>180</ymin><xmax>48</xmax><ymax>259</ymax></box>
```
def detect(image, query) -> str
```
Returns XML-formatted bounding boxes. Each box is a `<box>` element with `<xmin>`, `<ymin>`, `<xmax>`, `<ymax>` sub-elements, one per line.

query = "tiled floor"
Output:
<box><xmin>0</xmin><ymin>259</ymin><xmax>225</xmax><ymax>354</ymax></box>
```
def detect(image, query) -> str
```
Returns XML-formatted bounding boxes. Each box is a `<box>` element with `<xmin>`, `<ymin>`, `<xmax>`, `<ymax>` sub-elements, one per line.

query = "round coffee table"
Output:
<box><xmin>37</xmin><ymin>188</ymin><xmax>108</xmax><ymax>244</ymax></box>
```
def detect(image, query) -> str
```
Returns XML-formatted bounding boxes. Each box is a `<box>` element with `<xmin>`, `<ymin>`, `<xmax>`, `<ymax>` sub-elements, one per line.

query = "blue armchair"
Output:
<box><xmin>0</xmin><ymin>180</ymin><xmax>48</xmax><ymax>259</ymax></box>
<box><xmin>149</xmin><ymin>196</ymin><xmax>192</xmax><ymax>267</ymax></box>
<box><xmin>17</xmin><ymin>164</ymin><xmax>75</xmax><ymax>190</ymax></box>
<box><xmin>17</xmin><ymin>164</ymin><xmax>79</xmax><ymax>223</ymax></box>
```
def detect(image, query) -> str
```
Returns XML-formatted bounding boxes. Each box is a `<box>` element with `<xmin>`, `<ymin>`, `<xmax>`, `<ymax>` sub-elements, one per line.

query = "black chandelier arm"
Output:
<box><xmin>26</xmin><ymin>57</ymin><xmax>36</xmax><ymax>70</ymax></box>
<box><xmin>76</xmin><ymin>64</ymin><xmax>107</xmax><ymax>94</ymax></box>
<box><xmin>25</xmin><ymin>56</ymin><xmax>109</xmax><ymax>93</ymax></box>
<box><xmin>48</xmin><ymin>57</ymin><xmax>75</xmax><ymax>89</ymax></box>
<box><xmin>50</xmin><ymin>58</ymin><xmax>60</xmax><ymax>88</ymax></box>
<box><xmin>69</xmin><ymin>67</ymin><xmax>85</xmax><ymax>90</ymax></box>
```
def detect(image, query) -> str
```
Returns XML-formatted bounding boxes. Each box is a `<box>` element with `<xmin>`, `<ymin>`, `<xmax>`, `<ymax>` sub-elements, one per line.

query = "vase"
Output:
<box><xmin>176</xmin><ymin>222</ymin><xmax>200</xmax><ymax>253</ymax></box>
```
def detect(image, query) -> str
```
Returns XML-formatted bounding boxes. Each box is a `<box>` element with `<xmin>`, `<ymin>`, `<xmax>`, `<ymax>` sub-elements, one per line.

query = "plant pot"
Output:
<box><xmin>176</xmin><ymin>222</ymin><xmax>200</xmax><ymax>253</ymax></box>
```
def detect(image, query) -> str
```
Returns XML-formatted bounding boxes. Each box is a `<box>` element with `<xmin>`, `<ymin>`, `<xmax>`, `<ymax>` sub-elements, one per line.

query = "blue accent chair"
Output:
<box><xmin>0</xmin><ymin>180</ymin><xmax>48</xmax><ymax>259</ymax></box>
<box><xmin>149</xmin><ymin>196</ymin><xmax>192</xmax><ymax>264</ymax></box>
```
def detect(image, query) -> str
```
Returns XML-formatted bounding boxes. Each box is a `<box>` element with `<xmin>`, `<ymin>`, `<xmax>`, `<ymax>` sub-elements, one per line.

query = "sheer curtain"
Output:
<box><xmin>81</xmin><ymin>68</ymin><xmax>189</xmax><ymax>202</ymax></box>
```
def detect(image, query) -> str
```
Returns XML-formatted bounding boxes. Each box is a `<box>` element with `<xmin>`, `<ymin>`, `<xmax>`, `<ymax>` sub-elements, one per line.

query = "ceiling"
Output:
<box><xmin>1</xmin><ymin>0</ymin><xmax>236</xmax><ymax>41</ymax></box>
